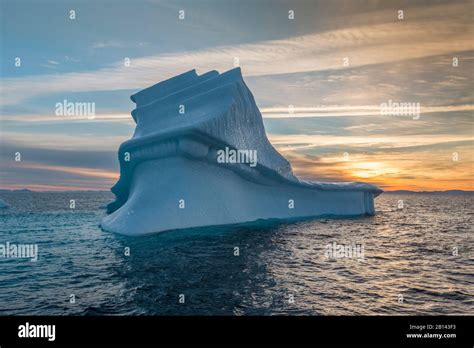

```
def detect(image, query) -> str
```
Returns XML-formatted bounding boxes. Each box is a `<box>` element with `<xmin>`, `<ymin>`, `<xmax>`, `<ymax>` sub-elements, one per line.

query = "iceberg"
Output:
<box><xmin>101</xmin><ymin>68</ymin><xmax>382</xmax><ymax>236</ymax></box>
<box><xmin>0</xmin><ymin>198</ymin><xmax>10</xmax><ymax>209</ymax></box>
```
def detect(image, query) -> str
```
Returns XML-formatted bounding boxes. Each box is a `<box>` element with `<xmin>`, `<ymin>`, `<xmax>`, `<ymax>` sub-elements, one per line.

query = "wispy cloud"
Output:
<box><xmin>261</xmin><ymin>105</ymin><xmax>474</xmax><ymax>118</ymax></box>
<box><xmin>91</xmin><ymin>40</ymin><xmax>127</xmax><ymax>49</ymax></box>
<box><xmin>1</xmin><ymin>2</ymin><xmax>472</xmax><ymax>107</ymax></box>
<box><xmin>40</xmin><ymin>59</ymin><xmax>61</xmax><ymax>69</ymax></box>
<box><xmin>64</xmin><ymin>55</ymin><xmax>80</xmax><ymax>63</ymax></box>
<box><xmin>0</xmin><ymin>183</ymin><xmax>111</xmax><ymax>191</ymax></box>
<box><xmin>0</xmin><ymin>113</ymin><xmax>133</xmax><ymax>123</ymax></box>
<box><xmin>268</xmin><ymin>134</ymin><xmax>473</xmax><ymax>151</ymax></box>
<box><xmin>20</xmin><ymin>163</ymin><xmax>119</xmax><ymax>180</ymax></box>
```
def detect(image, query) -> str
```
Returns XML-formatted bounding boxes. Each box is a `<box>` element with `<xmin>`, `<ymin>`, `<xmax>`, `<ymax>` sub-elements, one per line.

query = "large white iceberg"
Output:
<box><xmin>101</xmin><ymin>68</ymin><xmax>382</xmax><ymax>236</ymax></box>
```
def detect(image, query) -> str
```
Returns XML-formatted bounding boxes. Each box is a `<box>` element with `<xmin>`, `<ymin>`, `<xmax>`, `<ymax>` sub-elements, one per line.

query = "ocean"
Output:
<box><xmin>0</xmin><ymin>191</ymin><xmax>472</xmax><ymax>315</ymax></box>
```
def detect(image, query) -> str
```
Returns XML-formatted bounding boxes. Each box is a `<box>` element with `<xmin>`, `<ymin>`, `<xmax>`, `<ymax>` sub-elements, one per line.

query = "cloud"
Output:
<box><xmin>1</xmin><ymin>1</ymin><xmax>472</xmax><ymax>107</ymax></box>
<box><xmin>64</xmin><ymin>56</ymin><xmax>80</xmax><ymax>63</ymax></box>
<box><xmin>40</xmin><ymin>59</ymin><xmax>61</xmax><ymax>69</ymax></box>
<box><xmin>0</xmin><ymin>113</ymin><xmax>133</xmax><ymax>123</ymax></box>
<box><xmin>281</xmin><ymin>140</ymin><xmax>473</xmax><ymax>191</ymax></box>
<box><xmin>91</xmin><ymin>40</ymin><xmax>127</xmax><ymax>49</ymax></box>
<box><xmin>18</xmin><ymin>163</ymin><xmax>118</xmax><ymax>180</ymax></box>
<box><xmin>260</xmin><ymin>105</ymin><xmax>474</xmax><ymax>118</ymax></box>
<box><xmin>0</xmin><ymin>142</ymin><xmax>119</xmax><ymax>190</ymax></box>
<box><xmin>1</xmin><ymin>0</ymin><xmax>472</xmax><ymax>191</ymax></box>
<box><xmin>0</xmin><ymin>142</ymin><xmax>118</xmax><ymax>170</ymax></box>
<box><xmin>268</xmin><ymin>134</ymin><xmax>473</xmax><ymax>151</ymax></box>
<box><xmin>0</xmin><ymin>131</ymin><xmax>125</xmax><ymax>151</ymax></box>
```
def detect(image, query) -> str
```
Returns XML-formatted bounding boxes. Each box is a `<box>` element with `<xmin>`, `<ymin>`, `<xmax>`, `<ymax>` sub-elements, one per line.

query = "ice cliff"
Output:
<box><xmin>101</xmin><ymin>68</ymin><xmax>382</xmax><ymax>236</ymax></box>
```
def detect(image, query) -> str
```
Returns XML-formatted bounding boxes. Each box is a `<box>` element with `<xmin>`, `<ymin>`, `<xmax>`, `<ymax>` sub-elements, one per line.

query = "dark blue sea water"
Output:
<box><xmin>0</xmin><ymin>191</ymin><xmax>472</xmax><ymax>315</ymax></box>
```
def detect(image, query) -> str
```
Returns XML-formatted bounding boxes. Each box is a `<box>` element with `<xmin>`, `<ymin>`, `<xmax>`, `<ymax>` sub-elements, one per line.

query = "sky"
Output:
<box><xmin>0</xmin><ymin>0</ymin><xmax>473</xmax><ymax>191</ymax></box>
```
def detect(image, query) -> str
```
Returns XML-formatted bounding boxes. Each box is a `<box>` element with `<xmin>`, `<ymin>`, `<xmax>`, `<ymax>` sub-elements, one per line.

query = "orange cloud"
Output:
<box><xmin>282</xmin><ymin>145</ymin><xmax>473</xmax><ymax>191</ymax></box>
<box><xmin>20</xmin><ymin>163</ymin><xmax>119</xmax><ymax>180</ymax></box>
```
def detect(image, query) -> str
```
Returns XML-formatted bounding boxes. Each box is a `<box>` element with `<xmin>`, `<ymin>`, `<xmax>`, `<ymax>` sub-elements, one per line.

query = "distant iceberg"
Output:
<box><xmin>102</xmin><ymin>68</ymin><xmax>382</xmax><ymax>236</ymax></box>
<box><xmin>0</xmin><ymin>199</ymin><xmax>10</xmax><ymax>209</ymax></box>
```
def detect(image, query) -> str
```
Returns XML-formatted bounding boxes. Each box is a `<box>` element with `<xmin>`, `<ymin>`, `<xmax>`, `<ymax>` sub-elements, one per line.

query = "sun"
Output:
<box><xmin>349</xmin><ymin>162</ymin><xmax>394</xmax><ymax>179</ymax></box>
